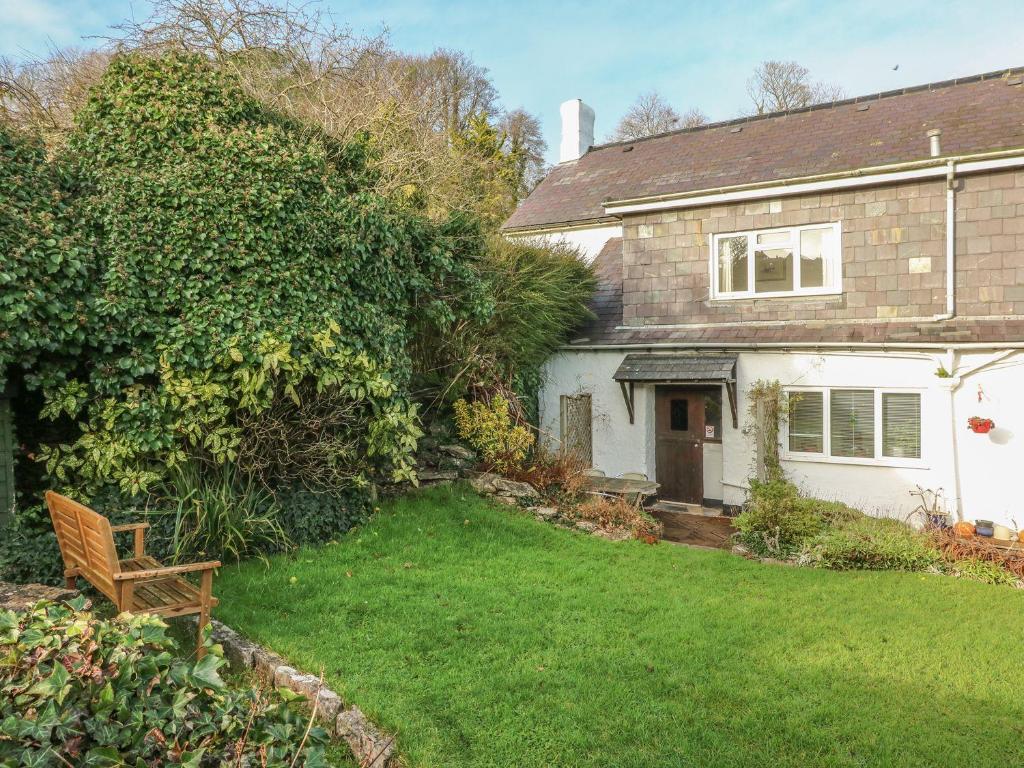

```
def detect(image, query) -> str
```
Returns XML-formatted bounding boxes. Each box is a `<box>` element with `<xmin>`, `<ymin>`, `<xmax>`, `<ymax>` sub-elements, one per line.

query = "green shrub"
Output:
<box><xmin>453</xmin><ymin>395</ymin><xmax>534</xmax><ymax>473</ymax></box>
<box><xmin>808</xmin><ymin>498</ymin><xmax>863</xmax><ymax>527</ymax></box>
<box><xmin>0</xmin><ymin>126</ymin><xmax>89</xmax><ymax>391</ymax></box>
<box><xmin>0</xmin><ymin>504</ymin><xmax>62</xmax><ymax>586</ymax></box>
<box><xmin>273</xmin><ymin>485</ymin><xmax>372</xmax><ymax>546</ymax></box>
<box><xmin>802</xmin><ymin>516</ymin><xmax>941</xmax><ymax>572</ymax></box>
<box><xmin>13</xmin><ymin>51</ymin><xmax>484</xmax><ymax>498</ymax></box>
<box><xmin>162</xmin><ymin>462</ymin><xmax>288</xmax><ymax>564</ymax></box>
<box><xmin>734</xmin><ymin>479</ymin><xmax>823</xmax><ymax>556</ymax></box>
<box><xmin>411</xmin><ymin>236</ymin><xmax>595</xmax><ymax>416</ymax></box>
<box><xmin>0</xmin><ymin>598</ymin><xmax>333</xmax><ymax>767</ymax></box>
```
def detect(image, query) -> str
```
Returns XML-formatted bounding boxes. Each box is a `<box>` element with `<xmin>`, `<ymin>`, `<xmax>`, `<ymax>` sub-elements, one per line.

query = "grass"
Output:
<box><xmin>216</xmin><ymin>484</ymin><xmax>1024</xmax><ymax>767</ymax></box>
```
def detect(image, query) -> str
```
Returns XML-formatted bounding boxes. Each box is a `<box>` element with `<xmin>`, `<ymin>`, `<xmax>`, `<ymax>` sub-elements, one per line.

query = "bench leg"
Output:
<box><xmin>119</xmin><ymin>581</ymin><xmax>134</xmax><ymax>613</ymax></box>
<box><xmin>196</xmin><ymin>569</ymin><xmax>213</xmax><ymax>658</ymax></box>
<box><xmin>64</xmin><ymin>568</ymin><xmax>79</xmax><ymax>591</ymax></box>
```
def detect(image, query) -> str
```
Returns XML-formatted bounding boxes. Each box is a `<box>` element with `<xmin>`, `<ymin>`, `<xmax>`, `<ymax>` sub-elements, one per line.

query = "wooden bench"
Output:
<box><xmin>45</xmin><ymin>491</ymin><xmax>220</xmax><ymax>656</ymax></box>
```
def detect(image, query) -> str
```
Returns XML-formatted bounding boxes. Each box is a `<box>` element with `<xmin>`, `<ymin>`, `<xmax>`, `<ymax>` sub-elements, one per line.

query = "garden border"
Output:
<box><xmin>203</xmin><ymin>618</ymin><xmax>398</xmax><ymax>767</ymax></box>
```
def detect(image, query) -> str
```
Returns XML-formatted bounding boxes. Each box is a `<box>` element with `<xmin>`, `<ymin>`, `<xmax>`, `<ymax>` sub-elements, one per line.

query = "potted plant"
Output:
<box><xmin>967</xmin><ymin>416</ymin><xmax>995</xmax><ymax>434</ymax></box>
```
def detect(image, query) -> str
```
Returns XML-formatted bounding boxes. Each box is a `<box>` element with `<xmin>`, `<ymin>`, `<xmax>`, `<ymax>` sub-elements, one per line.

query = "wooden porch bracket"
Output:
<box><xmin>618</xmin><ymin>381</ymin><xmax>635</xmax><ymax>424</ymax></box>
<box><xmin>725</xmin><ymin>380</ymin><xmax>738</xmax><ymax>429</ymax></box>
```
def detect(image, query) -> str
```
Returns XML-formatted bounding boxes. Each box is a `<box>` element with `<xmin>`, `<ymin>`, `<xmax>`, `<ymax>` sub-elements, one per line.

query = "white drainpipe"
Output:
<box><xmin>934</xmin><ymin>159</ymin><xmax>957</xmax><ymax>320</ymax></box>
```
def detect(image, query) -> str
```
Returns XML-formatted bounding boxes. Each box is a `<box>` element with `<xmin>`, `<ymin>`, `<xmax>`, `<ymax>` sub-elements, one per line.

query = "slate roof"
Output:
<box><xmin>575</xmin><ymin>236</ymin><xmax>622</xmax><ymax>341</ymax></box>
<box><xmin>504</xmin><ymin>68</ymin><xmax>1024</xmax><ymax>232</ymax></box>
<box><xmin>613</xmin><ymin>354</ymin><xmax>737</xmax><ymax>382</ymax></box>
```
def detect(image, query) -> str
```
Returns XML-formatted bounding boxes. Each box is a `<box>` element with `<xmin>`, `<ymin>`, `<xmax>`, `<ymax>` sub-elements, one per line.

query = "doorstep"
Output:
<box><xmin>646</xmin><ymin>503</ymin><xmax>735</xmax><ymax>549</ymax></box>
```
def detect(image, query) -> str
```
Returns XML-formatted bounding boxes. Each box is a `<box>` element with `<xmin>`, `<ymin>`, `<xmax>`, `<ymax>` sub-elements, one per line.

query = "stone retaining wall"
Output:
<box><xmin>205</xmin><ymin>619</ymin><xmax>397</xmax><ymax>767</ymax></box>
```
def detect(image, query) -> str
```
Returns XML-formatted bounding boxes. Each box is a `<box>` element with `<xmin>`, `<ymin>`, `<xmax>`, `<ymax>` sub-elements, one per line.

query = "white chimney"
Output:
<box><xmin>559</xmin><ymin>99</ymin><xmax>595</xmax><ymax>163</ymax></box>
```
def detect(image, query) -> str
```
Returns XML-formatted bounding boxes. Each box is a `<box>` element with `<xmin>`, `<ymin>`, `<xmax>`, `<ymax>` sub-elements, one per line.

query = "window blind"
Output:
<box><xmin>882</xmin><ymin>393</ymin><xmax>921</xmax><ymax>459</ymax></box>
<box><xmin>788</xmin><ymin>391</ymin><xmax>824</xmax><ymax>453</ymax></box>
<box><xmin>830</xmin><ymin>389</ymin><xmax>874</xmax><ymax>458</ymax></box>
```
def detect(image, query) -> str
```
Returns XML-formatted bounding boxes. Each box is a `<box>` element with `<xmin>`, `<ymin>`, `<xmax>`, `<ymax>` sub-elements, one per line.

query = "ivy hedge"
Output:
<box><xmin>1</xmin><ymin>52</ymin><xmax>491</xmax><ymax>496</ymax></box>
<box><xmin>0</xmin><ymin>51</ymin><xmax>594</xmax><ymax>581</ymax></box>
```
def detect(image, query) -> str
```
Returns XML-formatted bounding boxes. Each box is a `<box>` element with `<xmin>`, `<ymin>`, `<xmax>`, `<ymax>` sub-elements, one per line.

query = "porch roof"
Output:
<box><xmin>612</xmin><ymin>354</ymin><xmax>737</xmax><ymax>383</ymax></box>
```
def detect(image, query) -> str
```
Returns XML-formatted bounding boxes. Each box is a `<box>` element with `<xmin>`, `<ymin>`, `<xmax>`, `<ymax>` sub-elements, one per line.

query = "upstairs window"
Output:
<box><xmin>711</xmin><ymin>222</ymin><xmax>842</xmax><ymax>299</ymax></box>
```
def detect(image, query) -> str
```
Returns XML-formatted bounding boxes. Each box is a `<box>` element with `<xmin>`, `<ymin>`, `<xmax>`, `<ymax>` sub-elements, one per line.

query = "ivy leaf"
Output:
<box><xmin>0</xmin><ymin>611</ymin><xmax>18</xmax><ymax>643</ymax></box>
<box><xmin>66</xmin><ymin>595</ymin><xmax>89</xmax><ymax>612</ymax></box>
<box><xmin>27</xmin><ymin>662</ymin><xmax>71</xmax><ymax>705</ymax></box>
<box><xmin>190</xmin><ymin>653</ymin><xmax>225</xmax><ymax>690</ymax></box>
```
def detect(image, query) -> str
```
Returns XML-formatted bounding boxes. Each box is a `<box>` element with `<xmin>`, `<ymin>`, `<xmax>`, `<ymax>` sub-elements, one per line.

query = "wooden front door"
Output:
<box><xmin>655</xmin><ymin>387</ymin><xmax>705</xmax><ymax>504</ymax></box>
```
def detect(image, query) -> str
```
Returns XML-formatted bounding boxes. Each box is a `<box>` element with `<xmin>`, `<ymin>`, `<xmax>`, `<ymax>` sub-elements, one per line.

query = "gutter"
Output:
<box><xmin>602</xmin><ymin>148</ymin><xmax>1024</xmax><ymax>215</ymax></box>
<box><xmin>560</xmin><ymin>341</ymin><xmax>1024</xmax><ymax>352</ymax></box>
<box><xmin>502</xmin><ymin>218</ymin><xmax>620</xmax><ymax>236</ymax></box>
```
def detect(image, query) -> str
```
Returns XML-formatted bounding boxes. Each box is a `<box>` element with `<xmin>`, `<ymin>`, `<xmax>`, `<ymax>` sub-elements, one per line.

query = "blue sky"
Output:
<box><xmin>4</xmin><ymin>0</ymin><xmax>1024</xmax><ymax>164</ymax></box>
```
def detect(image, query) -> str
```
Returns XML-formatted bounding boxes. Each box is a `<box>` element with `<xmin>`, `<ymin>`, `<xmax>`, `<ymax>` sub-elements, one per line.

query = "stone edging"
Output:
<box><xmin>206</xmin><ymin>620</ymin><xmax>397</xmax><ymax>767</ymax></box>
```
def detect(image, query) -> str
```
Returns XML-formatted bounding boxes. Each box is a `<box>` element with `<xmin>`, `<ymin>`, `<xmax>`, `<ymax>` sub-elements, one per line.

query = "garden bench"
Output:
<box><xmin>45</xmin><ymin>491</ymin><xmax>220</xmax><ymax>656</ymax></box>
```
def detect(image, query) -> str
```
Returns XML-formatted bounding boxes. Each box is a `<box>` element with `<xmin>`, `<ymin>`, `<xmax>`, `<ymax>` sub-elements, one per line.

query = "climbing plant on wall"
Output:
<box><xmin>747</xmin><ymin>379</ymin><xmax>787</xmax><ymax>482</ymax></box>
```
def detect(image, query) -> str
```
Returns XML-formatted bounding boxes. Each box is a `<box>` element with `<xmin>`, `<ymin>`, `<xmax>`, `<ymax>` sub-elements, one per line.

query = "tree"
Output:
<box><xmin>107</xmin><ymin>1</ymin><xmax>545</xmax><ymax>224</ymax></box>
<box><xmin>0</xmin><ymin>48</ymin><xmax>110</xmax><ymax>145</ymax></box>
<box><xmin>498</xmin><ymin>108</ymin><xmax>547</xmax><ymax>195</ymax></box>
<box><xmin>746</xmin><ymin>60</ymin><xmax>845</xmax><ymax>115</ymax></box>
<box><xmin>395</xmin><ymin>48</ymin><xmax>499</xmax><ymax>135</ymax></box>
<box><xmin>611</xmin><ymin>91</ymin><xmax>707</xmax><ymax>141</ymax></box>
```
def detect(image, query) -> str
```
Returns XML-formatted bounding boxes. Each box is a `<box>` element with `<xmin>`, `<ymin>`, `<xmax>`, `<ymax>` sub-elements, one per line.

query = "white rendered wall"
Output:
<box><xmin>540</xmin><ymin>348</ymin><xmax>1022</xmax><ymax>527</ymax></box>
<box><xmin>952</xmin><ymin>351</ymin><xmax>1024</xmax><ymax>529</ymax></box>
<box><xmin>702</xmin><ymin>443</ymin><xmax>724</xmax><ymax>502</ymax></box>
<box><xmin>509</xmin><ymin>224</ymin><xmax>621</xmax><ymax>263</ymax></box>
<box><xmin>538</xmin><ymin>350</ymin><xmax>654</xmax><ymax>479</ymax></box>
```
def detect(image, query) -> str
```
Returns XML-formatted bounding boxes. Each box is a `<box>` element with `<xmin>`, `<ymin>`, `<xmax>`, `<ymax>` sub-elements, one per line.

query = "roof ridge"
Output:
<box><xmin>589</xmin><ymin>65</ymin><xmax>1024</xmax><ymax>154</ymax></box>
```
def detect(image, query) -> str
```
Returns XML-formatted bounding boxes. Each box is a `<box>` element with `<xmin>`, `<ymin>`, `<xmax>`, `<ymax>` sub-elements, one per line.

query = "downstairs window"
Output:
<box><xmin>786</xmin><ymin>388</ymin><xmax>922</xmax><ymax>463</ymax></box>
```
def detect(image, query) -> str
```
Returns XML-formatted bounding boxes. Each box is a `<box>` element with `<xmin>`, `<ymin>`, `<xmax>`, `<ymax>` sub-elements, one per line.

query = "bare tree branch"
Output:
<box><xmin>746</xmin><ymin>60</ymin><xmax>845</xmax><ymax>115</ymax></box>
<box><xmin>611</xmin><ymin>91</ymin><xmax>706</xmax><ymax>141</ymax></box>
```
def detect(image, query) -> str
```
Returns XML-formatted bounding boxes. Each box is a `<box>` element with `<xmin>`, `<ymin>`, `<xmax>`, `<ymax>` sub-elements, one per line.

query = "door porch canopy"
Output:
<box><xmin>612</xmin><ymin>354</ymin><xmax>738</xmax><ymax>427</ymax></box>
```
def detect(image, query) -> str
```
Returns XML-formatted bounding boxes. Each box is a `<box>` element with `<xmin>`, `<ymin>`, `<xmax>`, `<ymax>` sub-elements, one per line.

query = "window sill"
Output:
<box><xmin>782</xmin><ymin>452</ymin><xmax>929</xmax><ymax>470</ymax></box>
<box><xmin>709</xmin><ymin>290</ymin><xmax>844</xmax><ymax>304</ymax></box>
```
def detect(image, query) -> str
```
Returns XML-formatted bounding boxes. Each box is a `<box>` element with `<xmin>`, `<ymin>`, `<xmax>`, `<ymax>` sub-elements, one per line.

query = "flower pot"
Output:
<box><xmin>993</xmin><ymin>524</ymin><xmax>1013</xmax><ymax>541</ymax></box>
<box><xmin>976</xmin><ymin>519</ymin><xmax>995</xmax><ymax>537</ymax></box>
<box><xmin>967</xmin><ymin>417</ymin><xmax>995</xmax><ymax>434</ymax></box>
<box><xmin>953</xmin><ymin>521</ymin><xmax>975</xmax><ymax>538</ymax></box>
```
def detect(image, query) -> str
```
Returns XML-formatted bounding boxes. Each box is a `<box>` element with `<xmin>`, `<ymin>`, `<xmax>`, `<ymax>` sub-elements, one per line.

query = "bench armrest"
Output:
<box><xmin>110</xmin><ymin>522</ymin><xmax>150</xmax><ymax>533</ymax></box>
<box><xmin>113</xmin><ymin>560</ymin><xmax>221</xmax><ymax>581</ymax></box>
<box><xmin>111</xmin><ymin>522</ymin><xmax>150</xmax><ymax>557</ymax></box>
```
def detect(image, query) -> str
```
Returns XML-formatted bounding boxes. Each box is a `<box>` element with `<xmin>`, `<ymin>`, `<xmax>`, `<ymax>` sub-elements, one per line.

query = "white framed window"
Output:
<box><xmin>783</xmin><ymin>387</ymin><xmax>923</xmax><ymax>467</ymax></box>
<box><xmin>710</xmin><ymin>222</ymin><xmax>842</xmax><ymax>299</ymax></box>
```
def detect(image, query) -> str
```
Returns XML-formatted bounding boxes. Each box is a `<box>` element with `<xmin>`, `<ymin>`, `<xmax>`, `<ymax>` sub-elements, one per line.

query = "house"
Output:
<box><xmin>502</xmin><ymin>68</ymin><xmax>1024</xmax><ymax>528</ymax></box>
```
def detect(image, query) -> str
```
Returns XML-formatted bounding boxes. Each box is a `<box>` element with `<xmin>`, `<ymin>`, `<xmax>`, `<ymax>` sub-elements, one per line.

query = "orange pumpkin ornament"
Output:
<box><xmin>953</xmin><ymin>521</ymin><xmax>976</xmax><ymax>538</ymax></box>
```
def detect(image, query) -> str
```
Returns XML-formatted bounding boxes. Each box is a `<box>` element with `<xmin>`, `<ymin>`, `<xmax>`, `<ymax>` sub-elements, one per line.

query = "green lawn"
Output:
<box><xmin>216</xmin><ymin>485</ymin><xmax>1024</xmax><ymax>767</ymax></box>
